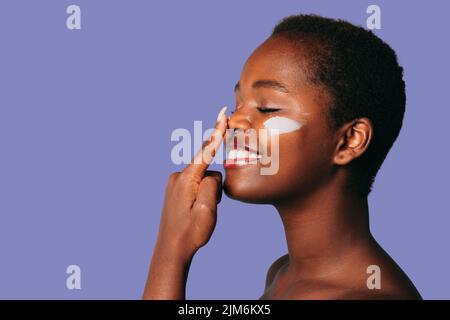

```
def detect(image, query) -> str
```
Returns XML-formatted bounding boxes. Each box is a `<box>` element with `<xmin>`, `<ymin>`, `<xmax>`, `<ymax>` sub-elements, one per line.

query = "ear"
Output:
<box><xmin>333</xmin><ymin>118</ymin><xmax>373</xmax><ymax>166</ymax></box>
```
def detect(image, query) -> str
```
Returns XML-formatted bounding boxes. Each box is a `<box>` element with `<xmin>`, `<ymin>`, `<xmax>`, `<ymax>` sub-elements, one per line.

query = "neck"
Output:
<box><xmin>275</xmin><ymin>182</ymin><xmax>373</xmax><ymax>276</ymax></box>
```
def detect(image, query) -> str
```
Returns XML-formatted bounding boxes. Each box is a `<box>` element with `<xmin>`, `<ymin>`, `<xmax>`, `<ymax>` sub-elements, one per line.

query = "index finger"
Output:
<box><xmin>182</xmin><ymin>106</ymin><xmax>228</xmax><ymax>178</ymax></box>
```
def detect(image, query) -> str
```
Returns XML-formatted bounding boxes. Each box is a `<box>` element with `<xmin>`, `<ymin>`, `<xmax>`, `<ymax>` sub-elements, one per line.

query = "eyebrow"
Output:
<box><xmin>234</xmin><ymin>80</ymin><xmax>290</xmax><ymax>94</ymax></box>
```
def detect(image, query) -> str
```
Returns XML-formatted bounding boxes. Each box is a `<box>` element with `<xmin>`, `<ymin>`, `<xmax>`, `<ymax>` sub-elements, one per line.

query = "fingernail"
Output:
<box><xmin>216</xmin><ymin>106</ymin><xmax>227</xmax><ymax>122</ymax></box>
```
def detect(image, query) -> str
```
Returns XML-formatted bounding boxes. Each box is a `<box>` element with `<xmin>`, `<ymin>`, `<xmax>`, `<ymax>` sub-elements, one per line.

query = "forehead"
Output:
<box><xmin>239</xmin><ymin>36</ymin><xmax>311</xmax><ymax>90</ymax></box>
<box><xmin>237</xmin><ymin>36</ymin><xmax>333</xmax><ymax>117</ymax></box>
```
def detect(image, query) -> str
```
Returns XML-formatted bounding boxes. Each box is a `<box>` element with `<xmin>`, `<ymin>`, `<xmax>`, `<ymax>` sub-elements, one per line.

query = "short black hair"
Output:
<box><xmin>272</xmin><ymin>14</ymin><xmax>406</xmax><ymax>195</ymax></box>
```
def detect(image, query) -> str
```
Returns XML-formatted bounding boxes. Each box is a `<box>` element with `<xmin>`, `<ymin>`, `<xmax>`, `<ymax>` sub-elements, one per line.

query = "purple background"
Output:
<box><xmin>0</xmin><ymin>0</ymin><xmax>449</xmax><ymax>299</ymax></box>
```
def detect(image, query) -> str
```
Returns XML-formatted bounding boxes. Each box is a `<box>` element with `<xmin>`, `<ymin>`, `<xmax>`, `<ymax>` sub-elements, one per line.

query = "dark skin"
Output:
<box><xmin>143</xmin><ymin>36</ymin><xmax>422</xmax><ymax>300</ymax></box>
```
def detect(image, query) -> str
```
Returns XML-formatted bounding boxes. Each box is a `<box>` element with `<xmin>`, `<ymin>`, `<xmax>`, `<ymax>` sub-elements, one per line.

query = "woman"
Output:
<box><xmin>143</xmin><ymin>14</ymin><xmax>421</xmax><ymax>300</ymax></box>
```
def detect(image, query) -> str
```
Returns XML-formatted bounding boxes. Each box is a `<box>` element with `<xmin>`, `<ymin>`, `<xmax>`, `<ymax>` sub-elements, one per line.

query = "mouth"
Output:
<box><xmin>224</xmin><ymin>145</ymin><xmax>262</xmax><ymax>168</ymax></box>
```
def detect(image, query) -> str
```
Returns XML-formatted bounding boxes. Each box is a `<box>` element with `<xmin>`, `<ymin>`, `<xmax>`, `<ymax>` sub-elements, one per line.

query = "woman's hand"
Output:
<box><xmin>157</xmin><ymin>107</ymin><xmax>227</xmax><ymax>257</ymax></box>
<box><xmin>143</xmin><ymin>106</ymin><xmax>228</xmax><ymax>299</ymax></box>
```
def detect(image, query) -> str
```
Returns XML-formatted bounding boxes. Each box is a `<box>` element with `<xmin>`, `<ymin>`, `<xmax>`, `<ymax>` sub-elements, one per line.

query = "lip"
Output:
<box><xmin>224</xmin><ymin>159</ymin><xmax>258</xmax><ymax>168</ymax></box>
<box><xmin>224</xmin><ymin>146</ymin><xmax>261</xmax><ymax>168</ymax></box>
<box><xmin>224</xmin><ymin>129</ymin><xmax>263</xmax><ymax>168</ymax></box>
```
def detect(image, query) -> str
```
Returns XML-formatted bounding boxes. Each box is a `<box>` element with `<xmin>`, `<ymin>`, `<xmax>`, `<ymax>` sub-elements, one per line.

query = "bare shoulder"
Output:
<box><xmin>331</xmin><ymin>240</ymin><xmax>423</xmax><ymax>300</ymax></box>
<box><xmin>285</xmin><ymin>253</ymin><xmax>422</xmax><ymax>300</ymax></box>
<box><xmin>263</xmin><ymin>248</ymin><xmax>422</xmax><ymax>300</ymax></box>
<box><xmin>264</xmin><ymin>254</ymin><xmax>289</xmax><ymax>289</ymax></box>
<box><xmin>356</xmin><ymin>242</ymin><xmax>423</xmax><ymax>300</ymax></box>
<box><xmin>285</xmin><ymin>281</ymin><xmax>422</xmax><ymax>300</ymax></box>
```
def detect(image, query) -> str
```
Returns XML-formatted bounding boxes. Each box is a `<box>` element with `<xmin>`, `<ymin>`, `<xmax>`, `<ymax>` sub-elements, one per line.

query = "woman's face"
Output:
<box><xmin>223</xmin><ymin>36</ymin><xmax>337</xmax><ymax>204</ymax></box>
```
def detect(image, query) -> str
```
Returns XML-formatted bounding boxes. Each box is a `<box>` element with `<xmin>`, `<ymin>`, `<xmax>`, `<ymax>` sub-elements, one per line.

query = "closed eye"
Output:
<box><xmin>257</xmin><ymin>106</ymin><xmax>281</xmax><ymax>113</ymax></box>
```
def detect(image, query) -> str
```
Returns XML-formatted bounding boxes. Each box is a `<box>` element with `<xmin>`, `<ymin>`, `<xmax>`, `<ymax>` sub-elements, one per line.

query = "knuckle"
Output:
<box><xmin>177</xmin><ymin>173</ymin><xmax>190</xmax><ymax>184</ymax></box>
<box><xmin>206</xmin><ymin>170</ymin><xmax>222</xmax><ymax>178</ymax></box>
<box><xmin>203</xmin><ymin>176</ymin><xmax>215</xmax><ymax>183</ymax></box>
<box><xmin>169</xmin><ymin>172</ymin><xmax>180</xmax><ymax>181</ymax></box>
<box><xmin>196</xmin><ymin>202</ymin><xmax>214</xmax><ymax>213</ymax></box>
<box><xmin>182</xmin><ymin>172</ymin><xmax>201</xmax><ymax>185</ymax></box>
<box><xmin>206</xmin><ymin>170</ymin><xmax>222</xmax><ymax>183</ymax></box>
<box><xmin>203</xmin><ymin>176</ymin><xmax>219</xmax><ymax>188</ymax></box>
<box><xmin>167</xmin><ymin>172</ymin><xmax>180</xmax><ymax>186</ymax></box>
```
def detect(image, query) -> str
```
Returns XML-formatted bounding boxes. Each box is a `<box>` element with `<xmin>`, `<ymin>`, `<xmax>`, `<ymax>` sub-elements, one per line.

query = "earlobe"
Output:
<box><xmin>333</xmin><ymin>118</ymin><xmax>373</xmax><ymax>166</ymax></box>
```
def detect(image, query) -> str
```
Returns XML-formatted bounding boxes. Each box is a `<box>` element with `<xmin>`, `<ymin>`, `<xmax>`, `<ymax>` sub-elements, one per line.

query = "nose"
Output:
<box><xmin>228</xmin><ymin>108</ymin><xmax>252</xmax><ymax>131</ymax></box>
<box><xmin>226</xmin><ymin>108</ymin><xmax>257</xmax><ymax>151</ymax></box>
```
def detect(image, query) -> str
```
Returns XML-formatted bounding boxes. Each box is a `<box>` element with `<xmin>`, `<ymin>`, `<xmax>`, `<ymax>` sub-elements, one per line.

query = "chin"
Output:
<box><xmin>223</xmin><ymin>175</ymin><xmax>276</xmax><ymax>204</ymax></box>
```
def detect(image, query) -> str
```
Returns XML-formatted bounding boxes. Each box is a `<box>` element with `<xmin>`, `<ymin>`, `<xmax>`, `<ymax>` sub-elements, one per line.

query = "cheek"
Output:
<box><xmin>277</xmin><ymin>126</ymin><xmax>334</xmax><ymax>191</ymax></box>
<box><xmin>223</xmin><ymin>120</ymin><xmax>334</xmax><ymax>203</ymax></box>
<box><xmin>223</xmin><ymin>133</ymin><xmax>313</xmax><ymax>203</ymax></box>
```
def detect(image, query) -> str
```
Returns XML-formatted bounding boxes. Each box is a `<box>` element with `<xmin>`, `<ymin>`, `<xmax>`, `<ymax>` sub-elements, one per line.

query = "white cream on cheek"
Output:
<box><xmin>263</xmin><ymin>116</ymin><xmax>303</xmax><ymax>134</ymax></box>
